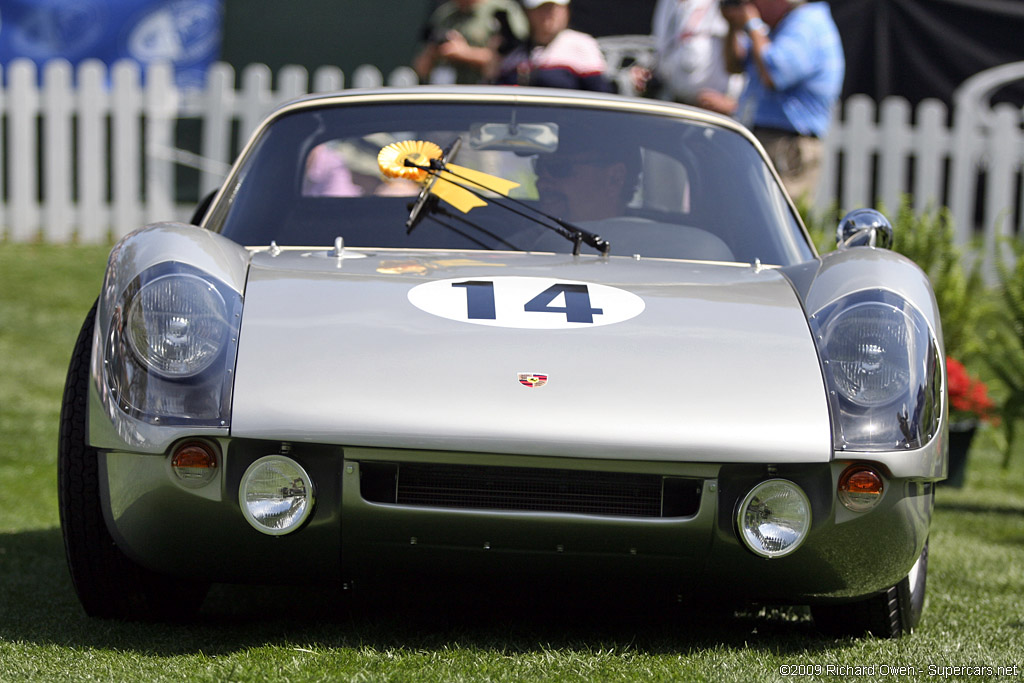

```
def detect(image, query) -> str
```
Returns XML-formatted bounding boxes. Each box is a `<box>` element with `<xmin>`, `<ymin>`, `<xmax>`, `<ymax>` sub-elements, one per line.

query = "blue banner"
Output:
<box><xmin>0</xmin><ymin>0</ymin><xmax>223</xmax><ymax>89</ymax></box>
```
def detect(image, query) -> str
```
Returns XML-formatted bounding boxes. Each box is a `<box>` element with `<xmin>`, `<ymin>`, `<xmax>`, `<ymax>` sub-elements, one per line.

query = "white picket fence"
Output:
<box><xmin>821</xmin><ymin>60</ymin><xmax>1024</xmax><ymax>254</ymax></box>
<box><xmin>1</xmin><ymin>56</ymin><xmax>1023</xmax><ymax>250</ymax></box>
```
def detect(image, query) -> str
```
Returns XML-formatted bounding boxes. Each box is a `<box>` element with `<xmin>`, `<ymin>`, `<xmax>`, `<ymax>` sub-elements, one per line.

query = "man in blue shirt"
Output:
<box><xmin>716</xmin><ymin>0</ymin><xmax>844</xmax><ymax>201</ymax></box>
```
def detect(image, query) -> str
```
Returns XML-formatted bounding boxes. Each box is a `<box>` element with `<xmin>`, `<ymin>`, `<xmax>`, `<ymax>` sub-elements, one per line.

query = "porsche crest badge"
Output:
<box><xmin>518</xmin><ymin>373</ymin><xmax>548</xmax><ymax>388</ymax></box>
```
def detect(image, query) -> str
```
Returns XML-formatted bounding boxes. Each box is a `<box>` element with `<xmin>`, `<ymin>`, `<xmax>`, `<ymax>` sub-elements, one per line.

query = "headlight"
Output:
<box><xmin>239</xmin><ymin>456</ymin><xmax>316</xmax><ymax>535</ymax></box>
<box><xmin>104</xmin><ymin>262</ymin><xmax>242</xmax><ymax>426</ymax></box>
<box><xmin>126</xmin><ymin>273</ymin><xmax>228</xmax><ymax>378</ymax></box>
<box><xmin>811</xmin><ymin>290</ymin><xmax>940</xmax><ymax>451</ymax></box>
<box><xmin>736</xmin><ymin>479</ymin><xmax>811</xmax><ymax>558</ymax></box>
<box><xmin>821</xmin><ymin>301</ymin><xmax>914</xmax><ymax>408</ymax></box>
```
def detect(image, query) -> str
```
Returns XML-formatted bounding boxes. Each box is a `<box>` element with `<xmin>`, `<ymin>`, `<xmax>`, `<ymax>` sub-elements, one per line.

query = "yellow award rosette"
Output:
<box><xmin>377</xmin><ymin>140</ymin><xmax>443</xmax><ymax>183</ymax></box>
<box><xmin>378</xmin><ymin>140</ymin><xmax>520</xmax><ymax>214</ymax></box>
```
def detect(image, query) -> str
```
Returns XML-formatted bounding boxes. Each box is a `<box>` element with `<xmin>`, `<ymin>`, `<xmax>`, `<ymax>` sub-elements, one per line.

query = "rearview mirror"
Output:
<box><xmin>469</xmin><ymin>122</ymin><xmax>559</xmax><ymax>153</ymax></box>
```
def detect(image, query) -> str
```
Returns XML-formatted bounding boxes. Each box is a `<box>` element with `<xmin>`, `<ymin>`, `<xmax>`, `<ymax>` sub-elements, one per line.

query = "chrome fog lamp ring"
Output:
<box><xmin>737</xmin><ymin>479</ymin><xmax>812</xmax><ymax>558</ymax></box>
<box><xmin>239</xmin><ymin>456</ymin><xmax>316</xmax><ymax>535</ymax></box>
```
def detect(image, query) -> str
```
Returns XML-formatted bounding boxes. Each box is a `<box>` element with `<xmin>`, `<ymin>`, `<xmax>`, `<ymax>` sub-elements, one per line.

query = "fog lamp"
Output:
<box><xmin>838</xmin><ymin>465</ymin><xmax>884</xmax><ymax>512</ymax></box>
<box><xmin>239</xmin><ymin>456</ymin><xmax>315</xmax><ymax>535</ymax></box>
<box><xmin>170</xmin><ymin>440</ymin><xmax>218</xmax><ymax>487</ymax></box>
<box><xmin>737</xmin><ymin>479</ymin><xmax>811</xmax><ymax>558</ymax></box>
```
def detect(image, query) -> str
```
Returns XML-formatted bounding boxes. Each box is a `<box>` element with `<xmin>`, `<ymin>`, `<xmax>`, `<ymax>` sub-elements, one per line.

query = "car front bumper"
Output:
<box><xmin>100</xmin><ymin>440</ymin><xmax>935</xmax><ymax>603</ymax></box>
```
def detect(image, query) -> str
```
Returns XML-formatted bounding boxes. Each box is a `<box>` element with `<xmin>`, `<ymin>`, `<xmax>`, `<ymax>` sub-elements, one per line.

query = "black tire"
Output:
<box><xmin>58</xmin><ymin>300</ymin><xmax>209</xmax><ymax>620</ymax></box>
<box><xmin>811</xmin><ymin>541</ymin><xmax>928</xmax><ymax>638</ymax></box>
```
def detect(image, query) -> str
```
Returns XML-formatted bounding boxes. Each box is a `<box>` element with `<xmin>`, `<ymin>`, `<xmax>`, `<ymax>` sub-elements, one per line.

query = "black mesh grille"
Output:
<box><xmin>359</xmin><ymin>462</ymin><xmax>701</xmax><ymax>518</ymax></box>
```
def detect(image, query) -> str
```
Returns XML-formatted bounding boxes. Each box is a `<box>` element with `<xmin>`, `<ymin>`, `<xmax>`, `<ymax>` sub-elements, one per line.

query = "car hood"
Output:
<box><xmin>230</xmin><ymin>250</ymin><xmax>831</xmax><ymax>463</ymax></box>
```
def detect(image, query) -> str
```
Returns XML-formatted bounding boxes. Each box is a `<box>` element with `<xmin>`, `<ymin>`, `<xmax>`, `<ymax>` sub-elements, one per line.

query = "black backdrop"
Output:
<box><xmin>568</xmin><ymin>0</ymin><xmax>1024</xmax><ymax>106</ymax></box>
<box><xmin>221</xmin><ymin>0</ymin><xmax>1024</xmax><ymax>106</ymax></box>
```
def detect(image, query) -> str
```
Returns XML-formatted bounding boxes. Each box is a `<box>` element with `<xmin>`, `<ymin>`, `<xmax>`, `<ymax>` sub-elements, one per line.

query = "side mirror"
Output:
<box><xmin>835</xmin><ymin>208</ymin><xmax>894</xmax><ymax>250</ymax></box>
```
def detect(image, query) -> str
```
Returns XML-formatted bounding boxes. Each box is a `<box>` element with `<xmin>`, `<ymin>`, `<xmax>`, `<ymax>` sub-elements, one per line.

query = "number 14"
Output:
<box><xmin>452</xmin><ymin>281</ymin><xmax>604</xmax><ymax>324</ymax></box>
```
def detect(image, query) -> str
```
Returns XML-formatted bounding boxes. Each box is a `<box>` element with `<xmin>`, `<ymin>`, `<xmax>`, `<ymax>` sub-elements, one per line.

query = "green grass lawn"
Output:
<box><xmin>1</xmin><ymin>243</ymin><xmax>1023</xmax><ymax>682</ymax></box>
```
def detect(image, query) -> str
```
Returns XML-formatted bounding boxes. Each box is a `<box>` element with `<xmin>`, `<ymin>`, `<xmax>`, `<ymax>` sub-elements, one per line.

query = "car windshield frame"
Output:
<box><xmin>204</xmin><ymin>94</ymin><xmax>815</xmax><ymax>266</ymax></box>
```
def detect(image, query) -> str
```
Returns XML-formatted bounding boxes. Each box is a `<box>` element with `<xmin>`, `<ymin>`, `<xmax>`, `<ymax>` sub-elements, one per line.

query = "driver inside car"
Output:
<box><xmin>526</xmin><ymin>133</ymin><xmax>735</xmax><ymax>261</ymax></box>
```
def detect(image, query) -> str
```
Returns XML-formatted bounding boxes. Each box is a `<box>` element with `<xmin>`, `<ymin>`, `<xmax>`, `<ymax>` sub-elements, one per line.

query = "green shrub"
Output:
<box><xmin>886</xmin><ymin>200</ymin><xmax>985</xmax><ymax>363</ymax></box>
<box><xmin>984</xmin><ymin>239</ymin><xmax>1024</xmax><ymax>466</ymax></box>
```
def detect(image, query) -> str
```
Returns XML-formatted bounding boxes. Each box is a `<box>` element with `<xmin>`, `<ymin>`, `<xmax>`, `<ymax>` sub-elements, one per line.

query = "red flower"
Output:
<box><xmin>946</xmin><ymin>357</ymin><xmax>995</xmax><ymax>423</ymax></box>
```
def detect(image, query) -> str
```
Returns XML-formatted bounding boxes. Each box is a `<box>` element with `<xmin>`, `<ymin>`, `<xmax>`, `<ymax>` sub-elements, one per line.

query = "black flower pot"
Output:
<box><xmin>943</xmin><ymin>423</ymin><xmax>977</xmax><ymax>488</ymax></box>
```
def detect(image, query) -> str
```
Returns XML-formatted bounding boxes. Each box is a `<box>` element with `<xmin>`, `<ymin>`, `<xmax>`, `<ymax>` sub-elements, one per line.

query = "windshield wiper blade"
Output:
<box><xmin>424</xmin><ymin>205</ymin><xmax>524</xmax><ymax>251</ymax></box>
<box><xmin>406</xmin><ymin>137</ymin><xmax>462</xmax><ymax>233</ymax></box>
<box><xmin>408</xmin><ymin>158</ymin><xmax>611</xmax><ymax>257</ymax></box>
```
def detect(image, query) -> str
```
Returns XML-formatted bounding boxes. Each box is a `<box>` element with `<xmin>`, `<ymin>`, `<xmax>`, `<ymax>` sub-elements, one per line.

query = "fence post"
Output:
<box><xmin>911</xmin><ymin>99</ymin><xmax>949</xmax><ymax>216</ymax></box>
<box><xmin>145</xmin><ymin>62</ymin><xmax>179</xmax><ymax>225</ymax></box>
<box><xmin>387</xmin><ymin>66</ymin><xmax>419</xmax><ymax>87</ymax></box>
<box><xmin>42</xmin><ymin>60</ymin><xmax>75</xmax><ymax>243</ymax></box>
<box><xmin>9</xmin><ymin>59</ymin><xmax>41</xmax><ymax>242</ymax></box>
<box><xmin>877</xmin><ymin>97</ymin><xmax>911</xmax><ymax>214</ymax></box>
<box><xmin>111</xmin><ymin>61</ymin><xmax>143</xmax><ymax>240</ymax></box>
<box><xmin>984</xmin><ymin>104</ymin><xmax>1022</xmax><ymax>265</ymax></box>
<box><xmin>77</xmin><ymin>60</ymin><xmax>110</xmax><ymax>243</ymax></box>
<box><xmin>352</xmin><ymin>65</ymin><xmax>384</xmax><ymax>89</ymax></box>
<box><xmin>237</xmin><ymin>62</ymin><xmax>274</xmax><ymax>151</ymax></box>
<box><xmin>277</xmin><ymin>64</ymin><xmax>309</xmax><ymax>104</ymax></box>
<box><xmin>840</xmin><ymin>95</ymin><xmax>877</xmax><ymax>211</ymax></box>
<box><xmin>0</xmin><ymin>63</ymin><xmax>5</xmax><ymax>238</ymax></box>
<box><xmin>312</xmin><ymin>65</ymin><xmax>344</xmax><ymax>93</ymax></box>
<box><xmin>200</xmin><ymin>62</ymin><xmax>236</xmax><ymax>198</ymax></box>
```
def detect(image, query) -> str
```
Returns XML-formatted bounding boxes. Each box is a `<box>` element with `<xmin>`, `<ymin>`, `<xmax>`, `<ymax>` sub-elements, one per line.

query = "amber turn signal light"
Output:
<box><xmin>838</xmin><ymin>465</ymin><xmax>884</xmax><ymax>512</ymax></box>
<box><xmin>170</xmin><ymin>440</ymin><xmax>218</xmax><ymax>487</ymax></box>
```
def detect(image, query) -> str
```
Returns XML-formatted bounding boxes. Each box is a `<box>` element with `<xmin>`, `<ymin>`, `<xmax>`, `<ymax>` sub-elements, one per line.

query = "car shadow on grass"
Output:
<box><xmin>936</xmin><ymin>500</ymin><xmax>1024</xmax><ymax>517</ymax></box>
<box><xmin>0</xmin><ymin>527</ymin><xmax>855</xmax><ymax>656</ymax></box>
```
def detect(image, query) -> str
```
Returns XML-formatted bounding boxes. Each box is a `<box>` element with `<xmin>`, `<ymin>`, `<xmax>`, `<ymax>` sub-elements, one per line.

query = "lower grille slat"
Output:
<box><xmin>359</xmin><ymin>462</ymin><xmax>701</xmax><ymax>518</ymax></box>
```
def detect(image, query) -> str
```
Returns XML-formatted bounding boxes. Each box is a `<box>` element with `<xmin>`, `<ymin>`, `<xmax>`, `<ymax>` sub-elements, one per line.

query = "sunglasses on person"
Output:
<box><xmin>532</xmin><ymin>155</ymin><xmax>617</xmax><ymax>178</ymax></box>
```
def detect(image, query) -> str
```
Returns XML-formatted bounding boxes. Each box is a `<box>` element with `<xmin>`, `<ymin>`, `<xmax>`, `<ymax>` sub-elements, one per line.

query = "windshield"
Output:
<box><xmin>207</xmin><ymin>100</ymin><xmax>814</xmax><ymax>266</ymax></box>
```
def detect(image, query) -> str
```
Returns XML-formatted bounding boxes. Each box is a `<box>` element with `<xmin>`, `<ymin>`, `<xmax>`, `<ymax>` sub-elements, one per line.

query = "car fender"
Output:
<box><xmin>88</xmin><ymin>223</ymin><xmax>251</xmax><ymax>452</ymax></box>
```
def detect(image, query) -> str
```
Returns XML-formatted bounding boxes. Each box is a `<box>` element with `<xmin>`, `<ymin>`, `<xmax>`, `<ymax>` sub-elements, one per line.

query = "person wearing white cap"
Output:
<box><xmin>493</xmin><ymin>0</ymin><xmax>613</xmax><ymax>92</ymax></box>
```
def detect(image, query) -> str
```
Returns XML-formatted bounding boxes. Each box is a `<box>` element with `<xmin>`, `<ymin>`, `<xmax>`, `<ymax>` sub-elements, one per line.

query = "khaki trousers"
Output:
<box><xmin>753</xmin><ymin>128</ymin><xmax>823</xmax><ymax>203</ymax></box>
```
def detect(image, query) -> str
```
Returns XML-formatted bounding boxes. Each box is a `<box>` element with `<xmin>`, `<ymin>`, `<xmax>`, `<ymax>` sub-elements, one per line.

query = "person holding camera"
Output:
<box><xmin>645</xmin><ymin>0</ymin><xmax>743</xmax><ymax>110</ymax></box>
<box><xmin>413</xmin><ymin>0</ymin><xmax>529</xmax><ymax>84</ymax></box>
<box><xmin>715</xmin><ymin>0</ymin><xmax>844</xmax><ymax>201</ymax></box>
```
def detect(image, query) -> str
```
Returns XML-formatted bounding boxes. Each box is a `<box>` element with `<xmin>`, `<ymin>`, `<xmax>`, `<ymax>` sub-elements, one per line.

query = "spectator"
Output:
<box><xmin>413</xmin><ymin>0</ymin><xmax>529</xmax><ymax>84</ymax></box>
<box><xmin>647</xmin><ymin>0</ymin><xmax>742</xmax><ymax>111</ymax></box>
<box><xmin>494</xmin><ymin>0</ymin><xmax>613</xmax><ymax>92</ymax></box>
<box><xmin>720</xmin><ymin>0</ymin><xmax>844</xmax><ymax>201</ymax></box>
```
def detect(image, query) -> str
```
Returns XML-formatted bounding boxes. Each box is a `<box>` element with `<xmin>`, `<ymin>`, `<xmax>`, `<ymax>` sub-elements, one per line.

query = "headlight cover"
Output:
<box><xmin>105</xmin><ymin>262</ymin><xmax>242</xmax><ymax>426</ymax></box>
<box><xmin>811</xmin><ymin>290</ymin><xmax>940</xmax><ymax>451</ymax></box>
<box><xmin>126</xmin><ymin>273</ymin><xmax>228</xmax><ymax>378</ymax></box>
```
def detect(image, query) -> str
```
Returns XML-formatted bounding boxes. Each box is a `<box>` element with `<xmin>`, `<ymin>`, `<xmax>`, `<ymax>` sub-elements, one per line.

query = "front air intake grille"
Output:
<box><xmin>359</xmin><ymin>462</ymin><xmax>701</xmax><ymax>518</ymax></box>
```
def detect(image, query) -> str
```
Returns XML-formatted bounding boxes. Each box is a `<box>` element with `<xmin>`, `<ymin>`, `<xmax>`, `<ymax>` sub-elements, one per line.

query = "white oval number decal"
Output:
<box><xmin>408</xmin><ymin>276</ymin><xmax>645</xmax><ymax>329</ymax></box>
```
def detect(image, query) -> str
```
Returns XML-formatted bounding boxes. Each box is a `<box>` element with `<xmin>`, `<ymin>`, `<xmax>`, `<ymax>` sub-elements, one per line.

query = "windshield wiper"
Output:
<box><xmin>403</xmin><ymin>139</ymin><xmax>610</xmax><ymax>257</ymax></box>
<box><xmin>423</xmin><ymin>204</ymin><xmax>524</xmax><ymax>251</ymax></box>
<box><xmin>406</xmin><ymin>138</ymin><xmax>462</xmax><ymax>233</ymax></box>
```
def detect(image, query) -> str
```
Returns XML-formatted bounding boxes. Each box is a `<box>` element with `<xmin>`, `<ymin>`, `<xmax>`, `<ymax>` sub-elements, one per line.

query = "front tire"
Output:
<box><xmin>58</xmin><ymin>300</ymin><xmax>208</xmax><ymax>620</ymax></box>
<box><xmin>811</xmin><ymin>541</ymin><xmax>928</xmax><ymax>638</ymax></box>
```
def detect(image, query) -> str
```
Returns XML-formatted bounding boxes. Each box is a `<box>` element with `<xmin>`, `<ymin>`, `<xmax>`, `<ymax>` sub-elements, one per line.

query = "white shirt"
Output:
<box><xmin>652</xmin><ymin>0</ymin><xmax>739</xmax><ymax>103</ymax></box>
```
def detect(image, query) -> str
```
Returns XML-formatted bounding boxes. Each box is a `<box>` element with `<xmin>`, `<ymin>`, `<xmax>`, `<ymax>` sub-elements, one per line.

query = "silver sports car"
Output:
<box><xmin>59</xmin><ymin>87</ymin><xmax>945</xmax><ymax>637</ymax></box>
